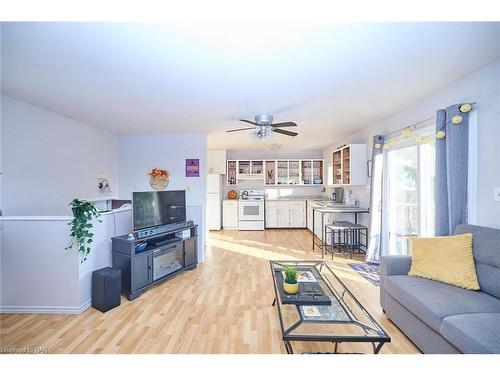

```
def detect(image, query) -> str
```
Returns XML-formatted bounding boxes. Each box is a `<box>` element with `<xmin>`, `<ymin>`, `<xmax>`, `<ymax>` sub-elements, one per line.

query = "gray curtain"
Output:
<box><xmin>435</xmin><ymin>104</ymin><xmax>469</xmax><ymax>236</ymax></box>
<box><xmin>365</xmin><ymin>135</ymin><xmax>384</xmax><ymax>263</ymax></box>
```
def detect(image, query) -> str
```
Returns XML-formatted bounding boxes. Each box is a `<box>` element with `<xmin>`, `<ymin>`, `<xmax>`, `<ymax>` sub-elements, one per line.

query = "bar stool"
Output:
<box><xmin>325</xmin><ymin>221</ymin><xmax>368</xmax><ymax>259</ymax></box>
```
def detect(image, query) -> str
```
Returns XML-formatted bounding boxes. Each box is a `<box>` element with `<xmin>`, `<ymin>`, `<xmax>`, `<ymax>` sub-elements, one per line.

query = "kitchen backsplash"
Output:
<box><xmin>324</xmin><ymin>185</ymin><xmax>371</xmax><ymax>207</ymax></box>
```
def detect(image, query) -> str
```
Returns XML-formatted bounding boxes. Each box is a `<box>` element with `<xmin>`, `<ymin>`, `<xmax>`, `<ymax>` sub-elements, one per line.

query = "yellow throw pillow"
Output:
<box><xmin>409</xmin><ymin>233</ymin><xmax>480</xmax><ymax>290</ymax></box>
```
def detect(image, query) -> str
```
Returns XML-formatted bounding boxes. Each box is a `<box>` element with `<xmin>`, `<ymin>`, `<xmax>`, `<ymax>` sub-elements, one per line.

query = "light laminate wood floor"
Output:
<box><xmin>0</xmin><ymin>229</ymin><xmax>420</xmax><ymax>354</ymax></box>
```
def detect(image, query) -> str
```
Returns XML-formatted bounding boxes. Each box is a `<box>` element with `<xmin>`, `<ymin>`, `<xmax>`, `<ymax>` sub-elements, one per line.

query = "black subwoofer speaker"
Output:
<box><xmin>92</xmin><ymin>267</ymin><xmax>121</xmax><ymax>312</ymax></box>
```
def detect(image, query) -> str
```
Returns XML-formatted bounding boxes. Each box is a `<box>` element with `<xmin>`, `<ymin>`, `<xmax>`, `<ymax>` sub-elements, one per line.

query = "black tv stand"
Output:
<box><xmin>112</xmin><ymin>224</ymin><xmax>198</xmax><ymax>300</ymax></box>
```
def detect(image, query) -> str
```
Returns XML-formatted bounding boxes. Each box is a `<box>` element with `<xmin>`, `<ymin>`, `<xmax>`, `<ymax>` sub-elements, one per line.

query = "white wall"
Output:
<box><xmin>1</xmin><ymin>218</ymin><xmax>80</xmax><ymax>312</ymax></box>
<box><xmin>1</xmin><ymin>95</ymin><xmax>119</xmax><ymax>216</ymax></box>
<box><xmin>323</xmin><ymin>60</ymin><xmax>500</xmax><ymax>229</ymax></box>
<box><xmin>0</xmin><ymin>208</ymin><xmax>131</xmax><ymax>313</ymax></box>
<box><xmin>118</xmin><ymin>134</ymin><xmax>207</xmax><ymax>260</ymax></box>
<box><xmin>225</xmin><ymin>149</ymin><xmax>325</xmax><ymax>198</ymax></box>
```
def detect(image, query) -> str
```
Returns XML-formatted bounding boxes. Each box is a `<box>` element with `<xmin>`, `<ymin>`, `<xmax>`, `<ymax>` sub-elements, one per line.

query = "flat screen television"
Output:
<box><xmin>133</xmin><ymin>190</ymin><xmax>186</xmax><ymax>231</ymax></box>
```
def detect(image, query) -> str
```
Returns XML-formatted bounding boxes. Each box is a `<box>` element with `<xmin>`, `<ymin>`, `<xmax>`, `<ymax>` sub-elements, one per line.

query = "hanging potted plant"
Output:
<box><xmin>283</xmin><ymin>265</ymin><xmax>299</xmax><ymax>295</ymax></box>
<box><xmin>66</xmin><ymin>199</ymin><xmax>102</xmax><ymax>263</ymax></box>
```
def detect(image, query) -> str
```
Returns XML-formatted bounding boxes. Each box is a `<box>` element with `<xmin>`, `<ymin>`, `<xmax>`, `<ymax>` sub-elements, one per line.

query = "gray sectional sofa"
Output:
<box><xmin>380</xmin><ymin>224</ymin><xmax>500</xmax><ymax>353</ymax></box>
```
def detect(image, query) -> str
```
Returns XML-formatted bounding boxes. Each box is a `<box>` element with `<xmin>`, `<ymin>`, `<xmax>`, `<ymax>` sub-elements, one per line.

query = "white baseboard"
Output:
<box><xmin>0</xmin><ymin>299</ymin><xmax>91</xmax><ymax>315</ymax></box>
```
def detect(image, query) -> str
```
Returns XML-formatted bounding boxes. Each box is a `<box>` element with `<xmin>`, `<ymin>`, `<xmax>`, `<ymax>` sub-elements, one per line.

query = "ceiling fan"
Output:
<box><xmin>226</xmin><ymin>114</ymin><xmax>298</xmax><ymax>138</ymax></box>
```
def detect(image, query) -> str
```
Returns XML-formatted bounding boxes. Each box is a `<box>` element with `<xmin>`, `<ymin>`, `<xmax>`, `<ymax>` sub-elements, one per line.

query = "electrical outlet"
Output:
<box><xmin>495</xmin><ymin>186</ymin><xmax>500</xmax><ymax>202</ymax></box>
<box><xmin>186</xmin><ymin>186</ymin><xmax>191</xmax><ymax>193</ymax></box>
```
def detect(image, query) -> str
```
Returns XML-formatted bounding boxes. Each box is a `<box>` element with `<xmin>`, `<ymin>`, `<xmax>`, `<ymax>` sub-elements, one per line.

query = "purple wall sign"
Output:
<box><xmin>185</xmin><ymin>159</ymin><xmax>200</xmax><ymax>177</ymax></box>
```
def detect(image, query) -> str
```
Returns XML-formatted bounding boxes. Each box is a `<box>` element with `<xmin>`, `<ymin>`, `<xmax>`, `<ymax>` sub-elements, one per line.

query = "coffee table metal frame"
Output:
<box><xmin>270</xmin><ymin>260</ymin><xmax>390</xmax><ymax>354</ymax></box>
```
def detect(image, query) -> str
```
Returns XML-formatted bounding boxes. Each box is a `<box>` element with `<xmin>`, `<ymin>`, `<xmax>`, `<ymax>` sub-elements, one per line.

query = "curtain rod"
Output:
<box><xmin>383</xmin><ymin>102</ymin><xmax>476</xmax><ymax>139</ymax></box>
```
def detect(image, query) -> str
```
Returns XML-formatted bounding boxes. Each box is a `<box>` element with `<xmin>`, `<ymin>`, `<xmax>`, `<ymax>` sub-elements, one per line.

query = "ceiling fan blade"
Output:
<box><xmin>273</xmin><ymin>128</ymin><xmax>298</xmax><ymax>137</ymax></box>
<box><xmin>226</xmin><ymin>127</ymin><xmax>255</xmax><ymax>133</ymax></box>
<box><xmin>271</xmin><ymin>122</ymin><xmax>297</xmax><ymax>128</ymax></box>
<box><xmin>238</xmin><ymin>119</ymin><xmax>259</xmax><ymax>125</ymax></box>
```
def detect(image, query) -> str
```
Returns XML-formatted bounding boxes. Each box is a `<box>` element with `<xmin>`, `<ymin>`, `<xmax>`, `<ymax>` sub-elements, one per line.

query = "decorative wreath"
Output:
<box><xmin>148</xmin><ymin>168</ymin><xmax>170</xmax><ymax>190</ymax></box>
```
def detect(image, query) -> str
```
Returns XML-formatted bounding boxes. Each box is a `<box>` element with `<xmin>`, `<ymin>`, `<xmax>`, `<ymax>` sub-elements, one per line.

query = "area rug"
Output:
<box><xmin>348</xmin><ymin>262</ymin><xmax>380</xmax><ymax>286</ymax></box>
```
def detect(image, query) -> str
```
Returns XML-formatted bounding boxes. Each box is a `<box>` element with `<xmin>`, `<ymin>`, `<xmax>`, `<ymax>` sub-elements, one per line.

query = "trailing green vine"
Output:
<box><xmin>66</xmin><ymin>199</ymin><xmax>102</xmax><ymax>263</ymax></box>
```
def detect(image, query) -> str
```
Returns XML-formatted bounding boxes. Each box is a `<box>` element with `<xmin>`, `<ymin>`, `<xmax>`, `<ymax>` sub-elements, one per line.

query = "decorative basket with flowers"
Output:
<box><xmin>148</xmin><ymin>168</ymin><xmax>170</xmax><ymax>190</ymax></box>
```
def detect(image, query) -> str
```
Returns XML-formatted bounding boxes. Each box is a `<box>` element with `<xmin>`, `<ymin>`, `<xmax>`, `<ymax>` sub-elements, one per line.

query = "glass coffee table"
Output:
<box><xmin>270</xmin><ymin>260</ymin><xmax>390</xmax><ymax>354</ymax></box>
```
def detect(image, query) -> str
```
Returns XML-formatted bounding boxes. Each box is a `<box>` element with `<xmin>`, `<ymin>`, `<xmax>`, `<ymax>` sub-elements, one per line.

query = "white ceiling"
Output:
<box><xmin>1</xmin><ymin>22</ymin><xmax>499</xmax><ymax>150</ymax></box>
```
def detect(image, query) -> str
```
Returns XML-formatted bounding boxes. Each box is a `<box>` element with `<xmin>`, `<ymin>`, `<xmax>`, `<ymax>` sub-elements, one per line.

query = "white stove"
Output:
<box><xmin>238</xmin><ymin>190</ymin><xmax>265</xmax><ymax>230</ymax></box>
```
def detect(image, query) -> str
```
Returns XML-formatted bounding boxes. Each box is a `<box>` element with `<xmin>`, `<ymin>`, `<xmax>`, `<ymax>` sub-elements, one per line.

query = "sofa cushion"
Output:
<box><xmin>409</xmin><ymin>233</ymin><xmax>479</xmax><ymax>290</ymax></box>
<box><xmin>455</xmin><ymin>224</ymin><xmax>500</xmax><ymax>299</ymax></box>
<box><xmin>385</xmin><ymin>275</ymin><xmax>500</xmax><ymax>331</ymax></box>
<box><xmin>440</xmin><ymin>313</ymin><xmax>500</xmax><ymax>353</ymax></box>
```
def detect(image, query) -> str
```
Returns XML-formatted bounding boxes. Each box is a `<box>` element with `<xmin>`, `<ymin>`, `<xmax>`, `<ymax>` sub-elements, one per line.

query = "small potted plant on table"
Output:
<box><xmin>283</xmin><ymin>265</ymin><xmax>299</xmax><ymax>295</ymax></box>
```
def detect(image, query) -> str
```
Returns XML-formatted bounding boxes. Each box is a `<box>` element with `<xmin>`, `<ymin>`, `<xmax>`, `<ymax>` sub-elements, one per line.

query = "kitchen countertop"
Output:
<box><xmin>314</xmin><ymin>205</ymin><xmax>369</xmax><ymax>212</ymax></box>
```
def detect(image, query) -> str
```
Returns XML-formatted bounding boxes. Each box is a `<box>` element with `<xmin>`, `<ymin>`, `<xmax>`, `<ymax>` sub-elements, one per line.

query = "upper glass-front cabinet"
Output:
<box><xmin>330</xmin><ymin>144</ymin><xmax>366</xmax><ymax>185</ymax></box>
<box><xmin>288</xmin><ymin>160</ymin><xmax>300</xmax><ymax>185</ymax></box>
<box><xmin>227</xmin><ymin>160</ymin><xmax>237</xmax><ymax>185</ymax></box>
<box><xmin>226</xmin><ymin>159</ymin><xmax>324</xmax><ymax>186</ymax></box>
<box><xmin>301</xmin><ymin>160</ymin><xmax>312</xmax><ymax>184</ymax></box>
<box><xmin>251</xmin><ymin>160</ymin><xmax>263</xmax><ymax>175</ymax></box>
<box><xmin>312</xmin><ymin>160</ymin><xmax>323</xmax><ymax>185</ymax></box>
<box><xmin>238</xmin><ymin>160</ymin><xmax>251</xmax><ymax>175</ymax></box>
<box><xmin>265</xmin><ymin>161</ymin><xmax>276</xmax><ymax>185</ymax></box>
<box><xmin>277</xmin><ymin>160</ymin><xmax>289</xmax><ymax>185</ymax></box>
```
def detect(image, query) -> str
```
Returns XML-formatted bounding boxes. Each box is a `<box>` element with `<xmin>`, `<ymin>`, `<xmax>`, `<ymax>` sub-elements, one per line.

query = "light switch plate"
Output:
<box><xmin>495</xmin><ymin>186</ymin><xmax>500</xmax><ymax>202</ymax></box>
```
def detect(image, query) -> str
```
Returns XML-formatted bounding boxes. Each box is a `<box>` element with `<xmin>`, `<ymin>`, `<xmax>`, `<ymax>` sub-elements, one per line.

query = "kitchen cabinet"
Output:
<box><xmin>237</xmin><ymin>160</ymin><xmax>264</xmax><ymax>177</ymax></box>
<box><xmin>288</xmin><ymin>160</ymin><xmax>300</xmax><ymax>185</ymax></box>
<box><xmin>313</xmin><ymin>209</ymin><xmax>328</xmax><ymax>242</ymax></box>
<box><xmin>277</xmin><ymin>202</ymin><xmax>291</xmax><ymax>227</ymax></box>
<box><xmin>208</xmin><ymin>150</ymin><xmax>226</xmax><ymax>174</ymax></box>
<box><xmin>222</xmin><ymin>200</ymin><xmax>238</xmax><ymax>229</ymax></box>
<box><xmin>238</xmin><ymin>160</ymin><xmax>251</xmax><ymax>175</ymax></box>
<box><xmin>306</xmin><ymin>201</ymin><xmax>314</xmax><ymax>231</ymax></box>
<box><xmin>207</xmin><ymin>193</ymin><xmax>221</xmax><ymax>230</ymax></box>
<box><xmin>227</xmin><ymin>159</ymin><xmax>324</xmax><ymax>186</ymax></box>
<box><xmin>265</xmin><ymin>201</ymin><xmax>279</xmax><ymax>228</ymax></box>
<box><xmin>227</xmin><ymin>160</ymin><xmax>237</xmax><ymax>185</ymax></box>
<box><xmin>331</xmin><ymin>144</ymin><xmax>366</xmax><ymax>185</ymax></box>
<box><xmin>312</xmin><ymin>160</ymin><xmax>324</xmax><ymax>185</ymax></box>
<box><xmin>265</xmin><ymin>200</ymin><xmax>306</xmax><ymax>228</ymax></box>
<box><xmin>276</xmin><ymin>160</ymin><xmax>289</xmax><ymax>185</ymax></box>
<box><xmin>265</xmin><ymin>161</ymin><xmax>276</xmax><ymax>185</ymax></box>
<box><xmin>290</xmin><ymin>201</ymin><xmax>306</xmax><ymax>227</ymax></box>
<box><xmin>301</xmin><ymin>160</ymin><xmax>312</xmax><ymax>184</ymax></box>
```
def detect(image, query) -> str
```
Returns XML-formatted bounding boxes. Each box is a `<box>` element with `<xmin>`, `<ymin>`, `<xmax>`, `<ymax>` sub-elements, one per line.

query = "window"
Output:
<box><xmin>381</xmin><ymin>125</ymin><xmax>436</xmax><ymax>256</ymax></box>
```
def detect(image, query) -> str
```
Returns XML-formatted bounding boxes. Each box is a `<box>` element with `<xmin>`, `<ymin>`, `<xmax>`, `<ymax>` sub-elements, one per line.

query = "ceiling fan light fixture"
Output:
<box><xmin>255</xmin><ymin>114</ymin><xmax>274</xmax><ymax>125</ymax></box>
<box><xmin>250</xmin><ymin>124</ymin><xmax>274</xmax><ymax>141</ymax></box>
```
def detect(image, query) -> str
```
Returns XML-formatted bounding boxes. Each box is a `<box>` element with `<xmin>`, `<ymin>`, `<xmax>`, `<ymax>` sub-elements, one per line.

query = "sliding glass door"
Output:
<box><xmin>381</xmin><ymin>128</ymin><xmax>435</xmax><ymax>256</ymax></box>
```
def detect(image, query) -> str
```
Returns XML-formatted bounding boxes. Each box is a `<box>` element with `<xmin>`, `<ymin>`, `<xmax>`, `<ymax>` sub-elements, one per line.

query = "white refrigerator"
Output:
<box><xmin>207</xmin><ymin>174</ymin><xmax>223</xmax><ymax>230</ymax></box>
